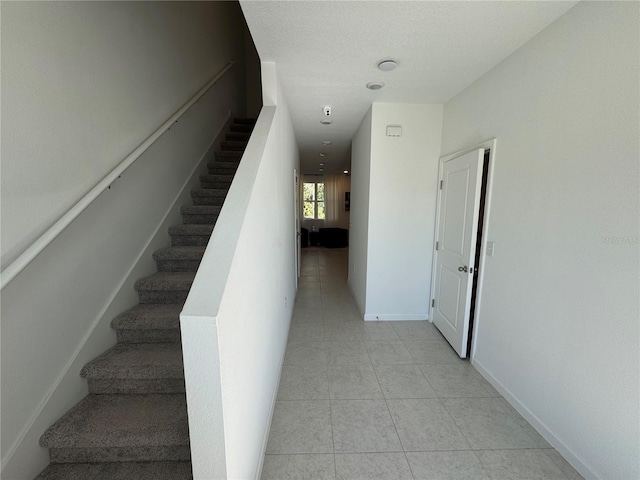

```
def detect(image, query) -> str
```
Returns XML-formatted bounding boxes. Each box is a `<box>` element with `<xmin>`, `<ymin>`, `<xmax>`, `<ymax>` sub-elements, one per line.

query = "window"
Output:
<box><xmin>303</xmin><ymin>182</ymin><xmax>325</xmax><ymax>219</ymax></box>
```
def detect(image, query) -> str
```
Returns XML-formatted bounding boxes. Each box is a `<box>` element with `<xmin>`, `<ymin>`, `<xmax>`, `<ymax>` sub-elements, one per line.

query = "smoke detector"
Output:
<box><xmin>323</xmin><ymin>106</ymin><xmax>331</xmax><ymax>116</ymax></box>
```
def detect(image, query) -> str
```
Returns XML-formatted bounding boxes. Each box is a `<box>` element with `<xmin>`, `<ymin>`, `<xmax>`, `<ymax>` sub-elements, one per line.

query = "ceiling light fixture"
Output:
<box><xmin>322</xmin><ymin>140</ymin><xmax>332</xmax><ymax>145</ymax></box>
<box><xmin>343</xmin><ymin>170</ymin><xmax>349</xmax><ymax>174</ymax></box>
<box><xmin>320</xmin><ymin>119</ymin><xmax>333</xmax><ymax>125</ymax></box>
<box><xmin>366</xmin><ymin>81</ymin><xmax>385</xmax><ymax>90</ymax></box>
<box><xmin>319</xmin><ymin>153</ymin><xmax>326</xmax><ymax>157</ymax></box>
<box><xmin>319</xmin><ymin>163</ymin><xmax>325</xmax><ymax>166</ymax></box>
<box><xmin>378</xmin><ymin>60</ymin><xmax>398</xmax><ymax>71</ymax></box>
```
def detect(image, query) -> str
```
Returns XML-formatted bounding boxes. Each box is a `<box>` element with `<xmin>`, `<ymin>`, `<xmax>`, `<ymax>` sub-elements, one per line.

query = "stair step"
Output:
<box><xmin>112</xmin><ymin>304</ymin><xmax>182</xmax><ymax>344</ymax></box>
<box><xmin>220</xmin><ymin>140</ymin><xmax>247</xmax><ymax>151</ymax></box>
<box><xmin>190</xmin><ymin>189</ymin><xmax>227</xmax><ymax>206</ymax></box>
<box><xmin>229</xmin><ymin>123</ymin><xmax>253</xmax><ymax>133</ymax></box>
<box><xmin>40</xmin><ymin>394</ymin><xmax>190</xmax><ymax>463</ymax></box>
<box><xmin>134</xmin><ymin>272</ymin><xmax>195</xmax><ymax>304</ymax></box>
<box><xmin>35</xmin><ymin>461</ymin><xmax>193</xmax><ymax>480</ymax></box>
<box><xmin>81</xmin><ymin>343</ymin><xmax>185</xmax><ymax>394</ymax></box>
<box><xmin>215</xmin><ymin>150</ymin><xmax>243</xmax><ymax>162</ymax></box>
<box><xmin>233</xmin><ymin>118</ymin><xmax>256</xmax><ymax>125</ymax></box>
<box><xmin>168</xmin><ymin>224</ymin><xmax>214</xmax><ymax>247</ymax></box>
<box><xmin>199</xmin><ymin>174</ymin><xmax>234</xmax><ymax>190</ymax></box>
<box><xmin>153</xmin><ymin>246</ymin><xmax>206</xmax><ymax>272</ymax></box>
<box><xmin>225</xmin><ymin>131</ymin><xmax>251</xmax><ymax>141</ymax></box>
<box><xmin>207</xmin><ymin>161</ymin><xmax>239</xmax><ymax>175</ymax></box>
<box><xmin>181</xmin><ymin>205</ymin><xmax>221</xmax><ymax>225</ymax></box>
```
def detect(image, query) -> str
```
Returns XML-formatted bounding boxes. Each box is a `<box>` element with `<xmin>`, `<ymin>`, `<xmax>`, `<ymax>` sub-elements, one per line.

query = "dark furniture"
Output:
<box><xmin>300</xmin><ymin>228</ymin><xmax>309</xmax><ymax>248</ymax></box>
<box><xmin>319</xmin><ymin>228</ymin><xmax>348</xmax><ymax>248</ymax></box>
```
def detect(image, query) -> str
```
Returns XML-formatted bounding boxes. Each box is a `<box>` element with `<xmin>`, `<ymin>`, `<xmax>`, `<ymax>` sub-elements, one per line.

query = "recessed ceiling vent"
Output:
<box><xmin>366</xmin><ymin>81</ymin><xmax>385</xmax><ymax>90</ymax></box>
<box><xmin>378</xmin><ymin>60</ymin><xmax>398</xmax><ymax>71</ymax></box>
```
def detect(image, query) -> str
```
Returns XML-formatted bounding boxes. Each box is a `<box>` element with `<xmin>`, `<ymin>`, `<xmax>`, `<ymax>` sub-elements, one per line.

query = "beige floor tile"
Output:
<box><xmin>335</xmin><ymin>453</ymin><xmax>413</xmax><ymax>480</ymax></box>
<box><xmin>365</xmin><ymin>341</ymin><xmax>414</xmax><ymax>365</ymax></box>
<box><xmin>266</xmin><ymin>401</ymin><xmax>333</xmax><ymax>454</ymax></box>
<box><xmin>374</xmin><ymin>364</ymin><xmax>437</xmax><ymax>399</ymax></box>
<box><xmin>476</xmin><ymin>449</ymin><xmax>570</xmax><ymax>479</ymax></box>
<box><xmin>277</xmin><ymin>366</ymin><xmax>329</xmax><ymax>400</ymax></box>
<box><xmin>386</xmin><ymin>398</ymin><xmax>471</xmax><ymax>451</ymax></box>
<box><xmin>328</xmin><ymin>365</ymin><xmax>383</xmax><ymax>400</ymax></box>
<box><xmin>261</xmin><ymin>454</ymin><xmax>336</xmax><ymax>480</ymax></box>
<box><xmin>406</xmin><ymin>451</ymin><xmax>490</xmax><ymax>480</ymax></box>
<box><xmin>331</xmin><ymin>400</ymin><xmax>402</xmax><ymax>453</ymax></box>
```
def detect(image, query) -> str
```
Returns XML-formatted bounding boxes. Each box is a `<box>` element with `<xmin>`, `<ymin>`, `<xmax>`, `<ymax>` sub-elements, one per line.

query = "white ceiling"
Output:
<box><xmin>240</xmin><ymin>1</ymin><xmax>577</xmax><ymax>174</ymax></box>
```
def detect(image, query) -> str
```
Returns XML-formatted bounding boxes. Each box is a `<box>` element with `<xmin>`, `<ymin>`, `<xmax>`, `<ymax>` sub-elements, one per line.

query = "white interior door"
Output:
<box><xmin>432</xmin><ymin>148</ymin><xmax>485</xmax><ymax>358</ymax></box>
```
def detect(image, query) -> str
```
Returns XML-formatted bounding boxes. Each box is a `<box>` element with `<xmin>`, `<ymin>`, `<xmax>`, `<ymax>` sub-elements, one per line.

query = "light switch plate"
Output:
<box><xmin>486</xmin><ymin>241</ymin><xmax>495</xmax><ymax>257</ymax></box>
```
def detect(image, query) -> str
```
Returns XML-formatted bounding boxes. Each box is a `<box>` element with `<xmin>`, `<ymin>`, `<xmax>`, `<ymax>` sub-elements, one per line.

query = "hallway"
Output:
<box><xmin>262</xmin><ymin>248</ymin><xmax>582</xmax><ymax>480</ymax></box>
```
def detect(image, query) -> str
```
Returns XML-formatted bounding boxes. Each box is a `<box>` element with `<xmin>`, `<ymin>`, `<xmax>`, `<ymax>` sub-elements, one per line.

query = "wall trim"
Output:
<box><xmin>363</xmin><ymin>313</ymin><xmax>429</xmax><ymax>321</ymax></box>
<box><xmin>472</xmin><ymin>357</ymin><xmax>601</xmax><ymax>480</ymax></box>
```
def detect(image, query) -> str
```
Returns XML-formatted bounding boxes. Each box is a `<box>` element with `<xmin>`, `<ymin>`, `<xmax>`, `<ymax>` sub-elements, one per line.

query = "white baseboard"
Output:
<box><xmin>363</xmin><ymin>313</ymin><xmax>429</xmax><ymax>321</ymax></box>
<box><xmin>471</xmin><ymin>357</ymin><xmax>602</xmax><ymax>480</ymax></box>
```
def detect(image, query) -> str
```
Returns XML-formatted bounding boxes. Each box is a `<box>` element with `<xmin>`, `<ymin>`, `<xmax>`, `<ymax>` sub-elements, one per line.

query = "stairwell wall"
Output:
<box><xmin>1</xmin><ymin>2</ymin><xmax>247</xmax><ymax>478</ymax></box>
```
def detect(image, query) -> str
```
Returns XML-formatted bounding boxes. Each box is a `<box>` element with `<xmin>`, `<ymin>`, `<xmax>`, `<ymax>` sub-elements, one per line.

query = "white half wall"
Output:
<box><xmin>441</xmin><ymin>3</ymin><xmax>639</xmax><ymax>479</ymax></box>
<box><xmin>181</xmin><ymin>63</ymin><xmax>300</xmax><ymax>480</ymax></box>
<box><xmin>352</xmin><ymin>103</ymin><xmax>443</xmax><ymax>321</ymax></box>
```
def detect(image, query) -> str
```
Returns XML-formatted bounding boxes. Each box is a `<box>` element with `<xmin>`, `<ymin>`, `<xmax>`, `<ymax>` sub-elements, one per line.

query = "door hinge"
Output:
<box><xmin>431</xmin><ymin>299</ymin><xmax>435</xmax><ymax>308</ymax></box>
<box><xmin>435</xmin><ymin>241</ymin><xmax>439</xmax><ymax>251</ymax></box>
<box><xmin>439</xmin><ymin>180</ymin><xmax>443</xmax><ymax>190</ymax></box>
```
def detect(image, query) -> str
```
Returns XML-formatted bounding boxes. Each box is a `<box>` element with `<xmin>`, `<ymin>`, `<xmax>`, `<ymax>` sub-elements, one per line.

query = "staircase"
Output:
<box><xmin>35</xmin><ymin>118</ymin><xmax>255</xmax><ymax>479</ymax></box>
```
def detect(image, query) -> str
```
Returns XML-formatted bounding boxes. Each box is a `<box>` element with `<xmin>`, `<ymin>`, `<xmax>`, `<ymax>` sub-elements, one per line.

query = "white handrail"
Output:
<box><xmin>1</xmin><ymin>60</ymin><xmax>236</xmax><ymax>291</ymax></box>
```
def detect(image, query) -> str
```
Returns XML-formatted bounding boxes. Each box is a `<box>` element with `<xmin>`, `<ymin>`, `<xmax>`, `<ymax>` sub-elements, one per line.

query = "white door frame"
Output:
<box><xmin>430</xmin><ymin>138</ymin><xmax>497</xmax><ymax>360</ymax></box>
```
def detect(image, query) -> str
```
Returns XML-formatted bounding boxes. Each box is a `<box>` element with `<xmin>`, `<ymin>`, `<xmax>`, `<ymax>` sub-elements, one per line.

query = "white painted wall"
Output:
<box><xmin>364</xmin><ymin>104</ymin><xmax>443</xmax><ymax>321</ymax></box>
<box><xmin>1</xmin><ymin>3</ymin><xmax>247</xmax><ymax>478</ymax></box>
<box><xmin>441</xmin><ymin>3</ymin><xmax>639</xmax><ymax>479</ymax></box>
<box><xmin>348</xmin><ymin>107</ymin><xmax>373</xmax><ymax>315</ymax></box>
<box><xmin>181</xmin><ymin>62</ymin><xmax>299</xmax><ymax>480</ymax></box>
<box><xmin>1</xmin><ymin>1</ymin><xmax>246</xmax><ymax>268</ymax></box>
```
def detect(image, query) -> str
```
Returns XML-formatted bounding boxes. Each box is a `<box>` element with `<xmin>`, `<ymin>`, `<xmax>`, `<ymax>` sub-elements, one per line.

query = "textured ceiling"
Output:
<box><xmin>240</xmin><ymin>1</ymin><xmax>577</xmax><ymax>174</ymax></box>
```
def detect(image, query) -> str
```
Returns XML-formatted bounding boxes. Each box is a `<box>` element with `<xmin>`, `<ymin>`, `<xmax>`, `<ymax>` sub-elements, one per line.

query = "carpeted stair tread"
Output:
<box><xmin>229</xmin><ymin>123</ymin><xmax>253</xmax><ymax>133</ymax></box>
<box><xmin>199</xmin><ymin>174</ymin><xmax>234</xmax><ymax>189</ymax></box>
<box><xmin>225</xmin><ymin>131</ymin><xmax>251</xmax><ymax>141</ymax></box>
<box><xmin>80</xmin><ymin>343</ymin><xmax>184</xmax><ymax>380</ymax></box>
<box><xmin>35</xmin><ymin>461</ymin><xmax>192</xmax><ymax>480</ymax></box>
<box><xmin>220</xmin><ymin>140</ymin><xmax>247</xmax><ymax>151</ymax></box>
<box><xmin>168</xmin><ymin>224</ymin><xmax>214</xmax><ymax>236</ymax></box>
<box><xmin>112</xmin><ymin>304</ymin><xmax>182</xmax><ymax>332</ymax></box>
<box><xmin>180</xmin><ymin>206</ymin><xmax>221</xmax><ymax>225</ymax></box>
<box><xmin>233</xmin><ymin>118</ymin><xmax>256</xmax><ymax>125</ymax></box>
<box><xmin>215</xmin><ymin>150</ymin><xmax>243</xmax><ymax>161</ymax></box>
<box><xmin>153</xmin><ymin>246</ymin><xmax>206</xmax><ymax>262</ymax></box>
<box><xmin>190</xmin><ymin>189</ymin><xmax>227</xmax><ymax>206</ymax></box>
<box><xmin>134</xmin><ymin>272</ymin><xmax>195</xmax><ymax>292</ymax></box>
<box><xmin>207</xmin><ymin>161</ymin><xmax>239</xmax><ymax>174</ymax></box>
<box><xmin>199</xmin><ymin>174</ymin><xmax>234</xmax><ymax>183</ymax></box>
<box><xmin>40</xmin><ymin>394</ymin><xmax>189</xmax><ymax>450</ymax></box>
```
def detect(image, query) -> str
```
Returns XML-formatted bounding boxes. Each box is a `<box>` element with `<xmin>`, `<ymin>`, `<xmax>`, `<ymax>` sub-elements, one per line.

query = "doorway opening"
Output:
<box><xmin>466</xmin><ymin>149</ymin><xmax>490</xmax><ymax>356</ymax></box>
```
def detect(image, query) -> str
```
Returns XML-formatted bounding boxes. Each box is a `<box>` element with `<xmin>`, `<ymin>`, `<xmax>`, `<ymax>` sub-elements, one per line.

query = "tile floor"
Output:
<box><xmin>262</xmin><ymin>248</ymin><xmax>583</xmax><ymax>480</ymax></box>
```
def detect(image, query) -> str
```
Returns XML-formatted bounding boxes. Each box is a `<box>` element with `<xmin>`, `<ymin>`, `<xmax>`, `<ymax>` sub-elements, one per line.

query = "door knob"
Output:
<box><xmin>458</xmin><ymin>266</ymin><xmax>468</xmax><ymax>273</ymax></box>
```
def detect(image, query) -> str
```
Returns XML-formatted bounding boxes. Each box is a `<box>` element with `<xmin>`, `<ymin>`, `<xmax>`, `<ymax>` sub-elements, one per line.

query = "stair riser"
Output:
<box><xmin>220</xmin><ymin>143</ymin><xmax>247</xmax><ymax>152</ymax></box>
<box><xmin>116</xmin><ymin>329</ymin><xmax>181</xmax><ymax>344</ymax></box>
<box><xmin>191</xmin><ymin>196</ymin><xmax>226</xmax><ymax>207</ymax></box>
<box><xmin>49</xmin><ymin>446</ymin><xmax>191</xmax><ymax>464</ymax></box>
<box><xmin>170</xmin><ymin>236</ymin><xmax>210</xmax><ymax>247</ymax></box>
<box><xmin>182</xmin><ymin>214</ymin><xmax>219</xmax><ymax>224</ymax></box>
<box><xmin>156</xmin><ymin>259</ymin><xmax>202</xmax><ymax>272</ymax></box>
<box><xmin>200</xmin><ymin>180</ymin><xmax>232</xmax><ymax>190</ymax></box>
<box><xmin>207</xmin><ymin>167</ymin><xmax>237</xmax><ymax>176</ymax></box>
<box><xmin>87</xmin><ymin>378</ymin><xmax>185</xmax><ymax>395</ymax></box>
<box><xmin>229</xmin><ymin>124</ymin><xmax>253</xmax><ymax>133</ymax></box>
<box><xmin>225</xmin><ymin>132</ymin><xmax>251</xmax><ymax>141</ymax></box>
<box><xmin>138</xmin><ymin>291</ymin><xmax>189</xmax><ymax>304</ymax></box>
<box><xmin>215</xmin><ymin>151</ymin><xmax>243</xmax><ymax>162</ymax></box>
